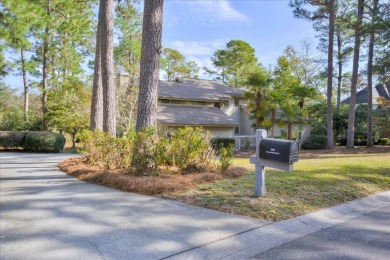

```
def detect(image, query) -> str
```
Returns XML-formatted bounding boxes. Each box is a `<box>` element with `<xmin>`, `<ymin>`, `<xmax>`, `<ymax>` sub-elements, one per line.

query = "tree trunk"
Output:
<box><xmin>366</xmin><ymin>0</ymin><xmax>378</xmax><ymax>148</ymax></box>
<box><xmin>271</xmin><ymin>108</ymin><xmax>276</xmax><ymax>137</ymax></box>
<box><xmin>287</xmin><ymin>122</ymin><xmax>292</xmax><ymax>140</ymax></box>
<box><xmin>21</xmin><ymin>48</ymin><xmax>29</xmax><ymax>122</ymax></box>
<box><xmin>347</xmin><ymin>0</ymin><xmax>364</xmax><ymax>148</ymax></box>
<box><xmin>72</xmin><ymin>133</ymin><xmax>76</xmax><ymax>148</ymax></box>
<box><xmin>42</xmin><ymin>3</ymin><xmax>50</xmax><ymax>131</ymax></box>
<box><xmin>100</xmin><ymin>0</ymin><xmax>116</xmax><ymax>136</ymax></box>
<box><xmin>136</xmin><ymin>0</ymin><xmax>164</xmax><ymax>131</ymax></box>
<box><xmin>326</xmin><ymin>0</ymin><xmax>335</xmax><ymax>149</ymax></box>
<box><xmin>90</xmin><ymin>0</ymin><xmax>104</xmax><ymax>131</ymax></box>
<box><xmin>336</xmin><ymin>33</ymin><xmax>342</xmax><ymax>111</ymax></box>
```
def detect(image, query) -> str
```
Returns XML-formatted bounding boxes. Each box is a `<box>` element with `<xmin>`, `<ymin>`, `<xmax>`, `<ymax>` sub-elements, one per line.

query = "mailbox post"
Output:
<box><xmin>250</xmin><ymin>129</ymin><xmax>299</xmax><ymax>197</ymax></box>
<box><xmin>255</xmin><ymin>129</ymin><xmax>267</xmax><ymax>197</ymax></box>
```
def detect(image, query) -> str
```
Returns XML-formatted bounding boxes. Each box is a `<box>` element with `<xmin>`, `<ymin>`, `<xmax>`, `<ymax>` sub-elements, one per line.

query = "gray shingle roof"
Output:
<box><xmin>158</xmin><ymin>78</ymin><xmax>244</xmax><ymax>101</ymax></box>
<box><xmin>157</xmin><ymin>105</ymin><xmax>238</xmax><ymax>126</ymax></box>
<box><xmin>342</xmin><ymin>82</ymin><xmax>390</xmax><ymax>104</ymax></box>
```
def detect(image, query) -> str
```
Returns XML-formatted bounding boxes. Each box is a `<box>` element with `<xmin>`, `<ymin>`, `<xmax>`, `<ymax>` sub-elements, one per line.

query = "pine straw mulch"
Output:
<box><xmin>59</xmin><ymin>157</ymin><xmax>247</xmax><ymax>195</ymax></box>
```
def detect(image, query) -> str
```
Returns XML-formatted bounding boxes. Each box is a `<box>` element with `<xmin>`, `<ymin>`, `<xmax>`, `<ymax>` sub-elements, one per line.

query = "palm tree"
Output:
<box><xmin>243</xmin><ymin>66</ymin><xmax>274</xmax><ymax>129</ymax></box>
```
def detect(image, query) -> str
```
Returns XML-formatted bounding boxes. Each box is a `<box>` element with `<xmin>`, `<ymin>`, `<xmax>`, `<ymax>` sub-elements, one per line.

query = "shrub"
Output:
<box><xmin>170</xmin><ymin>127</ymin><xmax>215</xmax><ymax>172</ymax></box>
<box><xmin>133</xmin><ymin>127</ymin><xmax>160</xmax><ymax>173</ymax></box>
<box><xmin>78</xmin><ymin>127</ymin><xmax>215</xmax><ymax>174</ymax></box>
<box><xmin>311</xmin><ymin>123</ymin><xmax>327</xmax><ymax>135</ymax></box>
<box><xmin>219</xmin><ymin>145</ymin><xmax>233</xmax><ymax>171</ymax></box>
<box><xmin>0</xmin><ymin>131</ymin><xmax>27</xmax><ymax>149</ymax></box>
<box><xmin>302</xmin><ymin>135</ymin><xmax>327</xmax><ymax>150</ymax></box>
<box><xmin>211</xmin><ymin>138</ymin><xmax>235</xmax><ymax>152</ymax></box>
<box><xmin>78</xmin><ymin>130</ymin><xmax>127</xmax><ymax>168</ymax></box>
<box><xmin>24</xmin><ymin>131</ymin><xmax>66</xmax><ymax>152</ymax></box>
<box><xmin>378</xmin><ymin>138</ymin><xmax>390</xmax><ymax>145</ymax></box>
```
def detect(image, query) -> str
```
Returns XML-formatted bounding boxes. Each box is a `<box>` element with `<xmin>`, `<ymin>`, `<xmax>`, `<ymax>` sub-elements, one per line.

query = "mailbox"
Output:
<box><xmin>259</xmin><ymin>138</ymin><xmax>299</xmax><ymax>164</ymax></box>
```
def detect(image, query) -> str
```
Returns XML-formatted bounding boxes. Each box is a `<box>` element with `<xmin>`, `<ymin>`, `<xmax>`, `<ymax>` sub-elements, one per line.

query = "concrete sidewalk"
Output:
<box><xmin>1</xmin><ymin>152</ymin><xmax>389</xmax><ymax>259</ymax></box>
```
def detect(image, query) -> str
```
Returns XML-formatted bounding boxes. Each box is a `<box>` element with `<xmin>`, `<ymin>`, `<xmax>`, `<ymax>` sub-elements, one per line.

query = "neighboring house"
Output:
<box><xmin>342</xmin><ymin>82</ymin><xmax>390</xmax><ymax>108</ymax></box>
<box><xmin>156</xmin><ymin>78</ymin><xmax>311</xmax><ymax>143</ymax></box>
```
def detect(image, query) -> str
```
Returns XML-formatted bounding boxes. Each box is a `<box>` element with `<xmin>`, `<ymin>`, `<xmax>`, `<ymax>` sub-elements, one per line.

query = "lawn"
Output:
<box><xmin>162</xmin><ymin>153</ymin><xmax>390</xmax><ymax>221</ymax></box>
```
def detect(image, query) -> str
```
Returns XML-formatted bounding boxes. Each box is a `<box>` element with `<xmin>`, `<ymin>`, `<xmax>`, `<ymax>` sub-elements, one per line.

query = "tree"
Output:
<box><xmin>365</xmin><ymin>0</ymin><xmax>389</xmax><ymax>147</ymax></box>
<box><xmin>209</xmin><ymin>40</ymin><xmax>257</xmax><ymax>87</ymax></box>
<box><xmin>90</xmin><ymin>0</ymin><xmax>104</xmax><ymax>131</ymax></box>
<box><xmin>114</xmin><ymin>0</ymin><xmax>143</xmax><ymax>134</ymax></box>
<box><xmin>243</xmin><ymin>66</ymin><xmax>274</xmax><ymax>129</ymax></box>
<box><xmin>160</xmin><ymin>48</ymin><xmax>200</xmax><ymax>81</ymax></box>
<box><xmin>346</xmin><ymin>0</ymin><xmax>365</xmax><ymax>148</ymax></box>
<box><xmin>315</xmin><ymin>0</ymin><xmax>355</xmax><ymax>111</ymax></box>
<box><xmin>100</xmin><ymin>0</ymin><xmax>116</xmax><ymax>136</ymax></box>
<box><xmin>46</xmin><ymin>79</ymin><xmax>90</xmax><ymax>147</ymax></box>
<box><xmin>0</xmin><ymin>0</ymin><xmax>44</xmax><ymax>122</ymax></box>
<box><xmin>274</xmin><ymin>47</ymin><xmax>319</xmax><ymax>141</ymax></box>
<box><xmin>135</xmin><ymin>0</ymin><xmax>164</xmax><ymax>131</ymax></box>
<box><xmin>366</xmin><ymin>0</ymin><xmax>379</xmax><ymax>147</ymax></box>
<box><xmin>290</xmin><ymin>0</ymin><xmax>336</xmax><ymax>149</ymax></box>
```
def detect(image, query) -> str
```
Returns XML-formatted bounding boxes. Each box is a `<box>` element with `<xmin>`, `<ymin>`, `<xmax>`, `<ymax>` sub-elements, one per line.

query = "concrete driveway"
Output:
<box><xmin>0</xmin><ymin>152</ymin><xmax>270</xmax><ymax>259</ymax></box>
<box><xmin>1</xmin><ymin>152</ymin><xmax>389</xmax><ymax>260</ymax></box>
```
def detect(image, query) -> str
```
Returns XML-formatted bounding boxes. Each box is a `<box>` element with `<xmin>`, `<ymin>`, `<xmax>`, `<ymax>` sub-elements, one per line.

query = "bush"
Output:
<box><xmin>378</xmin><ymin>138</ymin><xmax>390</xmax><ymax>145</ymax></box>
<box><xmin>219</xmin><ymin>145</ymin><xmax>233</xmax><ymax>171</ymax></box>
<box><xmin>0</xmin><ymin>131</ymin><xmax>27</xmax><ymax>149</ymax></box>
<box><xmin>302</xmin><ymin>135</ymin><xmax>327</xmax><ymax>150</ymax></box>
<box><xmin>311</xmin><ymin>123</ymin><xmax>327</xmax><ymax>135</ymax></box>
<box><xmin>78</xmin><ymin>127</ymin><xmax>215</xmax><ymax>174</ymax></box>
<box><xmin>170</xmin><ymin>127</ymin><xmax>215</xmax><ymax>172</ymax></box>
<box><xmin>211</xmin><ymin>138</ymin><xmax>235</xmax><ymax>152</ymax></box>
<box><xmin>24</xmin><ymin>132</ymin><xmax>66</xmax><ymax>152</ymax></box>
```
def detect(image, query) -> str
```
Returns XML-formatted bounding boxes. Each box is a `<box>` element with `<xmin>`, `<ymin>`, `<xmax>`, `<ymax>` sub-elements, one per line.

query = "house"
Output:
<box><xmin>156</xmin><ymin>78</ymin><xmax>311</xmax><ymax>143</ymax></box>
<box><xmin>342</xmin><ymin>82</ymin><xmax>390</xmax><ymax>108</ymax></box>
<box><xmin>157</xmin><ymin>78</ymin><xmax>244</xmax><ymax>138</ymax></box>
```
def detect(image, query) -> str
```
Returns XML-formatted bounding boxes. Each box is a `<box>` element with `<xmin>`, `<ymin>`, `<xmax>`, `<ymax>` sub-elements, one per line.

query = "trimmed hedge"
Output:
<box><xmin>211</xmin><ymin>138</ymin><xmax>235</xmax><ymax>151</ymax></box>
<box><xmin>302</xmin><ymin>135</ymin><xmax>327</xmax><ymax>150</ymax></box>
<box><xmin>0</xmin><ymin>131</ymin><xmax>27</xmax><ymax>149</ymax></box>
<box><xmin>0</xmin><ymin>131</ymin><xmax>66</xmax><ymax>152</ymax></box>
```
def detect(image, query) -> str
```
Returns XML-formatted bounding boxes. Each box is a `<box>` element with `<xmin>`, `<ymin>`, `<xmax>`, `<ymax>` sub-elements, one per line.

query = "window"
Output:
<box><xmin>234</xmin><ymin>98</ymin><xmax>240</xmax><ymax>107</ymax></box>
<box><xmin>234</xmin><ymin>127</ymin><xmax>239</xmax><ymax>135</ymax></box>
<box><xmin>222</xmin><ymin>100</ymin><xmax>229</xmax><ymax>107</ymax></box>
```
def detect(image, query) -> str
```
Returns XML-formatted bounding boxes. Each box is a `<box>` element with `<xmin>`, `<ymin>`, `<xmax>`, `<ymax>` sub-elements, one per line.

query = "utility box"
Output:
<box><xmin>259</xmin><ymin>138</ymin><xmax>299</xmax><ymax>164</ymax></box>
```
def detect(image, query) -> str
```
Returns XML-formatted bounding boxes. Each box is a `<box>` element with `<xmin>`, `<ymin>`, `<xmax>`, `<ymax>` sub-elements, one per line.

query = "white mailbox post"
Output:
<box><xmin>250</xmin><ymin>129</ymin><xmax>298</xmax><ymax>197</ymax></box>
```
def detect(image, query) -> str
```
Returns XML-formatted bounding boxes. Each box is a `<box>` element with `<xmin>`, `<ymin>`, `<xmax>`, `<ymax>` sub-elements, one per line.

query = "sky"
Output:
<box><xmin>4</xmin><ymin>0</ymin><xmax>319</xmax><ymax>91</ymax></box>
<box><xmin>162</xmin><ymin>0</ymin><xmax>318</xmax><ymax>75</ymax></box>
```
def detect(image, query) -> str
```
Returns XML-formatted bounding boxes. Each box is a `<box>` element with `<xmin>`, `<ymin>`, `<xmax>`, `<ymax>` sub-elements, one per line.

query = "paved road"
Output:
<box><xmin>252</xmin><ymin>206</ymin><xmax>390</xmax><ymax>260</ymax></box>
<box><xmin>0</xmin><ymin>152</ymin><xmax>270</xmax><ymax>260</ymax></box>
<box><xmin>1</xmin><ymin>152</ymin><xmax>389</xmax><ymax>260</ymax></box>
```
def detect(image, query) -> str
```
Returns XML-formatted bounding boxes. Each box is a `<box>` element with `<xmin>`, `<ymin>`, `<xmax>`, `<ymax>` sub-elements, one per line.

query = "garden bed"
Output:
<box><xmin>60</xmin><ymin>148</ymin><xmax>390</xmax><ymax>222</ymax></box>
<box><xmin>59</xmin><ymin>157</ymin><xmax>247</xmax><ymax>195</ymax></box>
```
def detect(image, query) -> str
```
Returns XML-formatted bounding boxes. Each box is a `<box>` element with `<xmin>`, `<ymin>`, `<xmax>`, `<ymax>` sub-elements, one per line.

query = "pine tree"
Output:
<box><xmin>290</xmin><ymin>0</ymin><xmax>336</xmax><ymax>149</ymax></box>
<box><xmin>136</xmin><ymin>0</ymin><xmax>164</xmax><ymax>131</ymax></box>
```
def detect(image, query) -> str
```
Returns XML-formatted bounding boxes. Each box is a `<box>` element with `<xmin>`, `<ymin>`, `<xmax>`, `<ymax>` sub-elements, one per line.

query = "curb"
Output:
<box><xmin>167</xmin><ymin>191</ymin><xmax>390</xmax><ymax>259</ymax></box>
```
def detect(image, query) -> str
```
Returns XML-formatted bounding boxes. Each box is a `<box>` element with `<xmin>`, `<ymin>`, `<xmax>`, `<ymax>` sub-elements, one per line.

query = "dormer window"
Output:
<box><xmin>222</xmin><ymin>100</ymin><xmax>229</xmax><ymax>107</ymax></box>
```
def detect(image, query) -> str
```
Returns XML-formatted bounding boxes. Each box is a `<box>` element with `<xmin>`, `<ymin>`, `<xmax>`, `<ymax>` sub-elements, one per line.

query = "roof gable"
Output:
<box><xmin>342</xmin><ymin>82</ymin><xmax>390</xmax><ymax>104</ymax></box>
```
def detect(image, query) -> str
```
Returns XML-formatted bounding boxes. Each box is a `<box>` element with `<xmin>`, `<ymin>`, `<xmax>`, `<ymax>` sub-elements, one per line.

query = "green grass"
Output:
<box><xmin>165</xmin><ymin>153</ymin><xmax>390</xmax><ymax>221</ymax></box>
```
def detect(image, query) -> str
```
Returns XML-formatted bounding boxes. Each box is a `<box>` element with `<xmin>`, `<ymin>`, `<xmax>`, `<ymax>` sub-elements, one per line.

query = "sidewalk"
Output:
<box><xmin>169</xmin><ymin>191</ymin><xmax>390</xmax><ymax>259</ymax></box>
<box><xmin>1</xmin><ymin>152</ymin><xmax>389</xmax><ymax>259</ymax></box>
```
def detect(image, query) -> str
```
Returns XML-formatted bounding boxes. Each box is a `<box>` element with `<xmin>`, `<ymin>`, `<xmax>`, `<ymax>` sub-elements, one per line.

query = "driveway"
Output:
<box><xmin>0</xmin><ymin>152</ymin><xmax>270</xmax><ymax>259</ymax></box>
<box><xmin>1</xmin><ymin>152</ymin><xmax>389</xmax><ymax>260</ymax></box>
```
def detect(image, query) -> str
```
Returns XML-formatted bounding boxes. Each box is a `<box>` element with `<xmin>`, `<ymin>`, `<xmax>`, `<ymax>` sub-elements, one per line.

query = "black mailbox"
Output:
<box><xmin>259</xmin><ymin>138</ymin><xmax>299</xmax><ymax>164</ymax></box>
